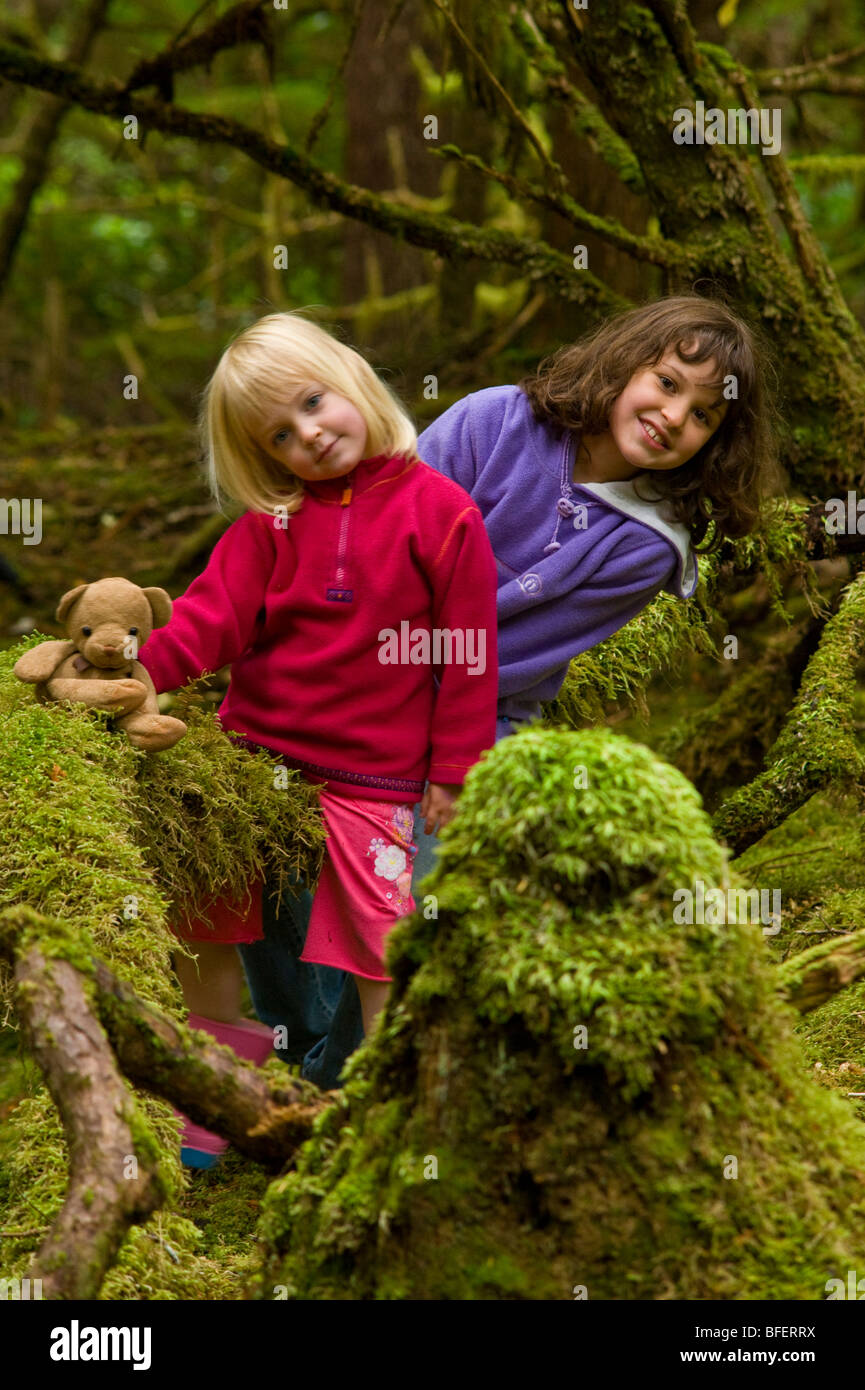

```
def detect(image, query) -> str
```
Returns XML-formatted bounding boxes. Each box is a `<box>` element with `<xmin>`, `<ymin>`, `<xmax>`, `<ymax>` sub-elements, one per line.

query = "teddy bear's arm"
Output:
<box><xmin>45</xmin><ymin>675</ymin><xmax>148</xmax><ymax>713</ymax></box>
<box><xmin>14</xmin><ymin>640</ymin><xmax>78</xmax><ymax>684</ymax></box>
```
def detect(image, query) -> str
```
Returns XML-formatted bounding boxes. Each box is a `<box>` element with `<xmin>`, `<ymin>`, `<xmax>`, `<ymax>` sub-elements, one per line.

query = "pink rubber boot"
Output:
<box><xmin>177</xmin><ymin>1015</ymin><xmax>274</xmax><ymax>1169</ymax></box>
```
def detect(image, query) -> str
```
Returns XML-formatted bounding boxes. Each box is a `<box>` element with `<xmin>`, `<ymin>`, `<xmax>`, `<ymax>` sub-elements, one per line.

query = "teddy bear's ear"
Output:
<box><xmin>56</xmin><ymin>584</ymin><xmax>90</xmax><ymax>625</ymax></box>
<box><xmin>142</xmin><ymin>586</ymin><xmax>173</xmax><ymax>628</ymax></box>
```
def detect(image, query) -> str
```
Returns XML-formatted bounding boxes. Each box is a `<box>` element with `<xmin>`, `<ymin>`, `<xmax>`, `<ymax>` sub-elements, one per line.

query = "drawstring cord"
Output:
<box><xmin>544</xmin><ymin>435</ymin><xmax>579</xmax><ymax>554</ymax></box>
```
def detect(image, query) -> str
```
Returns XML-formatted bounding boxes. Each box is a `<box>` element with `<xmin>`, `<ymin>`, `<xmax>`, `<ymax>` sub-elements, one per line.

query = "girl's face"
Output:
<box><xmin>254</xmin><ymin>381</ymin><xmax>370</xmax><ymax>481</ymax></box>
<box><xmin>605</xmin><ymin>345</ymin><xmax>728</xmax><ymax>474</ymax></box>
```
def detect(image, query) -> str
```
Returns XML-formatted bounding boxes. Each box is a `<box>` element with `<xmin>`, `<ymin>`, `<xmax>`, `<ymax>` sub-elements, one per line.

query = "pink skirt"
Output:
<box><xmin>300</xmin><ymin>791</ymin><xmax>418</xmax><ymax>982</ymax></box>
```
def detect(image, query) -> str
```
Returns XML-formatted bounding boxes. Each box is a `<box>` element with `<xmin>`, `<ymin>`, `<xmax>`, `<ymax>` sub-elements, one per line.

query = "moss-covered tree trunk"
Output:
<box><xmin>257</xmin><ymin>730</ymin><xmax>865</xmax><ymax>1300</ymax></box>
<box><xmin>552</xmin><ymin>0</ymin><xmax>865</xmax><ymax>493</ymax></box>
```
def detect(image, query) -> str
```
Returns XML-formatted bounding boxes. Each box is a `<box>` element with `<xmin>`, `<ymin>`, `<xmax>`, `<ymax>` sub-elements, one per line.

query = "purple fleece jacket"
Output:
<box><xmin>417</xmin><ymin>385</ymin><xmax>698</xmax><ymax>721</ymax></box>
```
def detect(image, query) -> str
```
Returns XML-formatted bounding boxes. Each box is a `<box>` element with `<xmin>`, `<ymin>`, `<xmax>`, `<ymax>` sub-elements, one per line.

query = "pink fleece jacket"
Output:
<box><xmin>139</xmin><ymin>452</ymin><xmax>499</xmax><ymax>802</ymax></box>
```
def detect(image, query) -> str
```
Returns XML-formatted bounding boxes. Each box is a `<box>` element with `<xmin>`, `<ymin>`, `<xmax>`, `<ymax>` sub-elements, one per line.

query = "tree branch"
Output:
<box><xmin>514</xmin><ymin>7</ymin><xmax>646</xmax><ymax>194</ymax></box>
<box><xmin>92</xmin><ymin>957</ymin><xmax>331</xmax><ymax>1169</ymax></box>
<box><xmin>122</xmin><ymin>0</ymin><xmax>272</xmax><ymax>97</ymax></box>
<box><xmin>13</xmin><ymin>944</ymin><xmax>166</xmax><ymax>1299</ymax></box>
<box><xmin>645</xmin><ymin>0</ymin><xmax>702</xmax><ymax>84</ymax></box>
<box><xmin>777</xmin><ymin>932</ymin><xmax>865</xmax><ymax>1013</ymax></box>
<box><xmin>428</xmin><ymin>0</ymin><xmax>566</xmax><ymax>188</ymax></box>
<box><xmin>757</xmin><ymin>44</ymin><xmax>865</xmax><ymax>96</ymax></box>
<box><xmin>434</xmin><ymin>143</ymin><xmax>694</xmax><ymax>270</ymax></box>
<box><xmin>758</xmin><ymin>73</ymin><xmax>865</xmax><ymax>97</ymax></box>
<box><xmin>0</xmin><ymin>906</ymin><xmax>333</xmax><ymax>1173</ymax></box>
<box><xmin>712</xmin><ymin>570</ymin><xmax>865</xmax><ymax>856</ymax></box>
<box><xmin>0</xmin><ymin>40</ymin><xmax>625</xmax><ymax>316</ymax></box>
<box><xmin>0</xmin><ymin>0</ymin><xmax>111</xmax><ymax>296</ymax></box>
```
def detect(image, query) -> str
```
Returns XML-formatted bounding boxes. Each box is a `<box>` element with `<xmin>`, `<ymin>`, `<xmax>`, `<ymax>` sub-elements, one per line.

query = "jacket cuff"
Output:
<box><xmin>426</xmin><ymin>762</ymin><xmax>470</xmax><ymax>787</ymax></box>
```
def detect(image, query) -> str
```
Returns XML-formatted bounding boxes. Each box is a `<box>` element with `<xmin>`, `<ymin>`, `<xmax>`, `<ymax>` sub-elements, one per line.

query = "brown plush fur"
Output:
<box><xmin>14</xmin><ymin>577</ymin><xmax>186</xmax><ymax>752</ymax></box>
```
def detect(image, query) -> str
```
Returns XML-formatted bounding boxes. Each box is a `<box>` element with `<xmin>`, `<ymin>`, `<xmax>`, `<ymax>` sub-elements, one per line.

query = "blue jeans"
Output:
<box><xmin>238</xmin><ymin>876</ymin><xmax>363</xmax><ymax>1090</ymax></box>
<box><xmin>239</xmin><ymin>717</ymin><xmax>520</xmax><ymax>1089</ymax></box>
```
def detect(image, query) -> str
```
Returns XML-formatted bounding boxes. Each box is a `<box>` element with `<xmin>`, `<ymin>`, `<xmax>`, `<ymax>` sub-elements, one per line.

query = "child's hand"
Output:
<box><xmin>419</xmin><ymin>782</ymin><xmax>460</xmax><ymax>835</ymax></box>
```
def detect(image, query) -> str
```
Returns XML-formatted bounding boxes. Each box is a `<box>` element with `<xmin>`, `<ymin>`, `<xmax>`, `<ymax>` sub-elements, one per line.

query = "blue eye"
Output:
<box><xmin>306</xmin><ymin>393</ymin><xmax>322</xmax><ymax>408</ymax></box>
<box><xmin>273</xmin><ymin>428</ymin><xmax>289</xmax><ymax>444</ymax></box>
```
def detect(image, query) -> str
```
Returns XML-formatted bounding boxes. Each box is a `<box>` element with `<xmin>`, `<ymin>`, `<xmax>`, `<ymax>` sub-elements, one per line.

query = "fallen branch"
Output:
<box><xmin>1</xmin><ymin>905</ymin><xmax>333</xmax><ymax>1168</ymax></box>
<box><xmin>14</xmin><ymin>945</ymin><xmax>166</xmax><ymax>1299</ymax></box>
<box><xmin>92</xmin><ymin>958</ymin><xmax>331</xmax><ymax>1169</ymax></box>
<box><xmin>778</xmin><ymin>932</ymin><xmax>865</xmax><ymax>1014</ymax></box>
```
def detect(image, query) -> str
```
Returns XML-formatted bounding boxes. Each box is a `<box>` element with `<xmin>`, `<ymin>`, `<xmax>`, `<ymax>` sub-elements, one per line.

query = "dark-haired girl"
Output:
<box><xmin>411</xmin><ymin>293</ymin><xmax>777</xmax><ymax>867</ymax></box>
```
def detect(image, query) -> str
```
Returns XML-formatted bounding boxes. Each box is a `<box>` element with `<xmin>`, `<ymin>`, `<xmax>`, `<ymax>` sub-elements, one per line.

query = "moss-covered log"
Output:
<box><xmin>778</xmin><ymin>932</ymin><xmax>865</xmax><ymax>1014</ymax></box>
<box><xmin>712</xmin><ymin>571</ymin><xmax>865</xmax><ymax>855</ymax></box>
<box><xmin>256</xmin><ymin>729</ymin><xmax>865</xmax><ymax>1300</ymax></box>
<box><xmin>13</xmin><ymin>943</ymin><xmax>166</xmax><ymax>1299</ymax></box>
<box><xmin>658</xmin><ymin>615</ymin><xmax>823</xmax><ymax>810</ymax></box>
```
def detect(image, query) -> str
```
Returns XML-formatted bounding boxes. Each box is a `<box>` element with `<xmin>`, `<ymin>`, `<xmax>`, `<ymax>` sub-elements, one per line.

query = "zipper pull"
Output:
<box><xmin>340</xmin><ymin>484</ymin><xmax>353</xmax><ymax>506</ymax></box>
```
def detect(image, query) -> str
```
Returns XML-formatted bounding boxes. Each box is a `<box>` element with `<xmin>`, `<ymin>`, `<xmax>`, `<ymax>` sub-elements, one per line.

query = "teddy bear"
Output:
<box><xmin>14</xmin><ymin>576</ymin><xmax>186</xmax><ymax>752</ymax></box>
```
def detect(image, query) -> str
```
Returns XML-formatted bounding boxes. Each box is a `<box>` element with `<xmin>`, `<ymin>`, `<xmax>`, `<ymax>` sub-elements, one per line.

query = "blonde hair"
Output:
<box><xmin>201</xmin><ymin>311</ymin><xmax>418</xmax><ymax>516</ymax></box>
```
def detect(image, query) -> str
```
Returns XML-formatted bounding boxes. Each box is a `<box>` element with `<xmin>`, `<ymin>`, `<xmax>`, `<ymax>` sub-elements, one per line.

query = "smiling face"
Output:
<box><xmin>253</xmin><ymin>381</ymin><xmax>370</xmax><ymax>482</ymax></box>
<box><xmin>576</xmin><ymin>342</ymin><xmax>729</xmax><ymax>483</ymax></box>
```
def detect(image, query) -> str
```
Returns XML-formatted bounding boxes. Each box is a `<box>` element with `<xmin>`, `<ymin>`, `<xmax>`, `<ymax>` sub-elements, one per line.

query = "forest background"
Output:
<box><xmin>2</xmin><ymin>0</ymin><xmax>865</xmax><ymax>1301</ymax></box>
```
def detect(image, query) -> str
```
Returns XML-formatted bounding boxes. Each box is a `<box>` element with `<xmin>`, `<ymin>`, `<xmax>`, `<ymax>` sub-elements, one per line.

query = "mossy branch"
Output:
<box><xmin>511</xmin><ymin>8</ymin><xmax>646</xmax><ymax>193</ymax></box>
<box><xmin>544</xmin><ymin>587</ymin><xmax>717</xmax><ymax>727</ymax></box>
<box><xmin>645</xmin><ymin>0</ymin><xmax>702</xmax><ymax>83</ymax></box>
<box><xmin>778</xmin><ymin>932</ymin><xmax>865</xmax><ymax>1013</ymax></box>
<box><xmin>10</xmin><ymin>934</ymin><xmax>166</xmax><ymax>1299</ymax></box>
<box><xmin>712</xmin><ymin>571</ymin><xmax>865</xmax><ymax>856</ymax></box>
<box><xmin>122</xmin><ymin>0</ymin><xmax>272</xmax><ymax>97</ymax></box>
<box><xmin>657</xmin><ymin>615</ymin><xmax>822</xmax><ymax>811</ymax></box>
<box><xmin>92</xmin><ymin>957</ymin><xmax>332</xmax><ymax>1169</ymax></box>
<box><xmin>0</xmin><ymin>906</ymin><xmax>332</xmax><ymax>1173</ymax></box>
<box><xmin>729</xmin><ymin>64</ymin><xmax>859</xmax><ymax>332</ymax></box>
<box><xmin>427</xmin><ymin>0</ymin><xmax>565</xmax><ymax>187</ymax></box>
<box><xmin>434</xmin><ymin>144</ymin><xmax>692</xmax><ymax>270</ymax></box>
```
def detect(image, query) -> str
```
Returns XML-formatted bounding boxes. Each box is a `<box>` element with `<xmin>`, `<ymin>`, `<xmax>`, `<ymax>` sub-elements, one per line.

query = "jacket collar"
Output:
<box><xmin>302</xmin><ymin>452</ymin><xmax>413</xmax><ymax>499</ymax></box>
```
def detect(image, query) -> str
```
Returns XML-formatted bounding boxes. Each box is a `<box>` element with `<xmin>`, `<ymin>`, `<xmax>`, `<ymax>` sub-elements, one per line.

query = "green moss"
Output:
<box><xmin>259</xmin><ymin>728</ymin><xmax>865</xmax><ymax>1299</ymax></box>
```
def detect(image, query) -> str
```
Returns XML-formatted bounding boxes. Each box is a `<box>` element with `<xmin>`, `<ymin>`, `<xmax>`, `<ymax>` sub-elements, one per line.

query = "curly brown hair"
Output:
<box><xmin>520</xmin><ymin>294</ymin><xmax>779</xmax><ymax>550</ymax></box>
